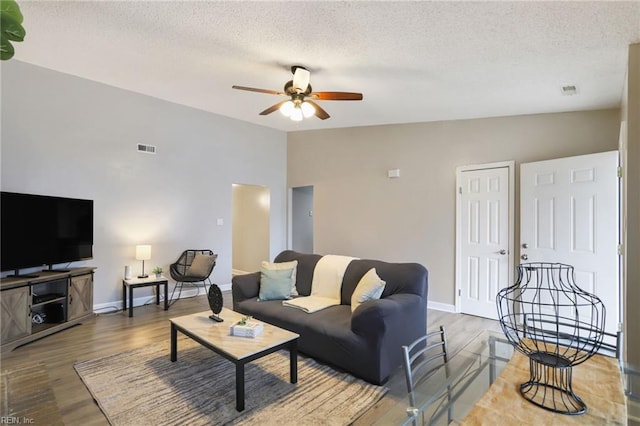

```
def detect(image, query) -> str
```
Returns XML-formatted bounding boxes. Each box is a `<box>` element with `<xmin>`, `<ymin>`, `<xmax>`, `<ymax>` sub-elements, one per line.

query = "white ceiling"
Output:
<box><xmin>13</xmin><ymin>1</ymin><xmax>640</xmax><ymax>132</ymax></box>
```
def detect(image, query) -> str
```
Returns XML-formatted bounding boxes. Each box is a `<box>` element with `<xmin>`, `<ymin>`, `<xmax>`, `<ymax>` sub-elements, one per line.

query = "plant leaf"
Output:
<box><xmin>1</xmin><ymin>13</ymin><xmax>25</xmax><ymax>41</ymax></box>
<box><xmin>0</xmin><ymin>33</ymin><xmax>15</xmax><ymax>60</ymax></box>
<box><xmin>0</xmin><ymin>0</ymin><xmax>23</xmax><ymax>24</ymax></box>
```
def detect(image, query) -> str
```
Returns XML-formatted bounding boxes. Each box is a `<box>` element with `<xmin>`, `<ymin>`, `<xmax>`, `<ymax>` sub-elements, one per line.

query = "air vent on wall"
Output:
<box><xmin>137</xmin><ymin>143</ymin><xmax>156</xmax><ymax>154</ymax></box>
<box><xmin>561</xmin><ymin>85</ymin><xmax>577</xmax><ymax>96</ymax></box>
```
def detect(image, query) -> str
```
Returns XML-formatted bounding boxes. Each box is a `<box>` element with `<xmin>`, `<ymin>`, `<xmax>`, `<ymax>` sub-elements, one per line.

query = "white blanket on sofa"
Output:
<box><xmin>282</xmin><ymin>254</ymin><xmax>357</xmax><ymax>313</ymax></box>
<box><xmin>282</xmin><ymin>296</ymin><xmax>340</xmax><ymax>313</ymax></box>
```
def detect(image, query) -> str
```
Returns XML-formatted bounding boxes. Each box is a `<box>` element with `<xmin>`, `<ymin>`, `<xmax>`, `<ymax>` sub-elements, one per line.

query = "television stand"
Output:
<box><xmin>1</xmin><ymin>267</ymin><xmax>95</xmax><ymax>352</ymax></box>
<box><xmin>8</xmin><ymin>270</ymin><xmax>40</xmax><ymax>279</ymax></box>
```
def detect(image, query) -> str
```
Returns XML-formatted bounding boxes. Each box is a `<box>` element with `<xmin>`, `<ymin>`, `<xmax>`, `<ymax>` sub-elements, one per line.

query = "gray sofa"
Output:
<box><xmin>231</xmin><ymin>250</ymin><xmax>428</xmax><ymax>385</ymax></box>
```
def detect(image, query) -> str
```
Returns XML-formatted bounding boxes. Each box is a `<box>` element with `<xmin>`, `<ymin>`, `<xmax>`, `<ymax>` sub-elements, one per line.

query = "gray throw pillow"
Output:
<box><xmin>259</xmin><ymin>268</ymin><xmax>294</xmax><ymax>301</ymax></box>
<box><xmin>186</xmin><ymin>253</ymin><xmax>217</xmax><ymax>277</ymax></box>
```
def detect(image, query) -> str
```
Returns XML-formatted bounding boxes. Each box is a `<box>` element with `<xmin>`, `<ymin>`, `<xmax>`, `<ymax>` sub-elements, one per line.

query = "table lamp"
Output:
<box><xmin>135</xmin><ymin>244</ymin><xmax>151</xmax><ymax>278</ymax></box>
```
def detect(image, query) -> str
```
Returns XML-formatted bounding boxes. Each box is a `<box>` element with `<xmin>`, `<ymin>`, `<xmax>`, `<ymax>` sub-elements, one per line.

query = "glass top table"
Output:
<box><xmin>375</xmin><ymin>330</ymin><xmax>637</xmax><ymax>425</ymax></box>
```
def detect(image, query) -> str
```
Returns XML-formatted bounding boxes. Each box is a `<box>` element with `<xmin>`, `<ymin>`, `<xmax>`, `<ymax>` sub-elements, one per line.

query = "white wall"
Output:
<box><xmin>1</xmin><ymin>61</ymin><xmax>287</xmax><ymax>307</ymax></box>
<box><xmin>288</xmin><ymin>109</ymin><xmax>620</xmax><ymax>307</ymax></box>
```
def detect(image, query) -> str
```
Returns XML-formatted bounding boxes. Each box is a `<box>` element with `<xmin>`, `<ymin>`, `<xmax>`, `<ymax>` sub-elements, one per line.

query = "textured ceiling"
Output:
<box><xmin>12</xmin><ymin>1</ymin><xmax>640</xmax><ymax>132</ymax></box>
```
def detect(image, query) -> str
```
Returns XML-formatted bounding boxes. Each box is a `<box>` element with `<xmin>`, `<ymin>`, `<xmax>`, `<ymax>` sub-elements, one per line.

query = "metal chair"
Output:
<box><xmin>402</xmin><ymin>325</ymin><xmax>450</xmax><ymax>425</ymax></box>
<box><xmin>169</xmin><ymin>249</ymin><xmax>217</xmax><ymax>305</ymax></box>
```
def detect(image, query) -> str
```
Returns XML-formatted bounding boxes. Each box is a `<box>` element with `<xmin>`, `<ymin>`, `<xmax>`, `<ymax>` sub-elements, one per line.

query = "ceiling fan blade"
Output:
<box><xmin>292</xmin><ymin>67</ymin><xmax>311</xmax><ymax>92</ymax></box>
<box><xmin>232</xmin><ymin>85</ymin><xmax>285</xmax><ymax>96</ymax></box>
<box><xmin>310</xmin><ymin>91</ymin><xmax>363</xmax><ymax>101</ymax></box>
<box><xmin>259</xmin><ymin>100</ymin><xmax>289</xmax><ymax>116</ymax></box>
<box><xmin>306</xmin><ymin>100</ymin><xmax>330</xmax><ymax>120</ymax></box>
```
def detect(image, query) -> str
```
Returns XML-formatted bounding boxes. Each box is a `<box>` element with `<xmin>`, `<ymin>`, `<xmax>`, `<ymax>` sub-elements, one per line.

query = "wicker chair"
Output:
<box><xmin>169</xmin><ymin>249</ymin><xmax>217</xmax><ymax>305</ymax></box>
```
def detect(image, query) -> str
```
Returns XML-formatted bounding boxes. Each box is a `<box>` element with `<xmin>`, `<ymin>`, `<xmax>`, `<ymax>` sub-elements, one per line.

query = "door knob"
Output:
<box><xmin>522</xmin><ymin>243</ymin><xmax>529</xmax><ymax>249</ymax></box>
<box><xmin>499</xmin><ymin>249</ymin><xmax>507</xmax><ymax>255</ymax></box>
<box><xmin>521</xmin><ymin>254</ymin><xmax>528</xmax><ymax>260</ymax></box>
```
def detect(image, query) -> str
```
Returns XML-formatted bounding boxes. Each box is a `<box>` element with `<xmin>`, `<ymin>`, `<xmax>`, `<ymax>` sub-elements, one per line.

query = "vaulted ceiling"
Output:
<box><xmin>13</xmin><ymin>1</ymin><xmax>640</xmax><ymax>132</ymax></box>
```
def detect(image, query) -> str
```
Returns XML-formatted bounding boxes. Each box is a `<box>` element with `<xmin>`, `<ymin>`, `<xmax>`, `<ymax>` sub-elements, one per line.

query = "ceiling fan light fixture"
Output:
<box><xmin>301</xmin><ymin>101</ymin><xmax>315</xmax><ymax>118</ymax></box>
<box><xmin>280</xmin><ymin>100</ymin><xmax>295</xmax><ymax>117</ymax></box>
<box><xmin>292</xmin><ymin>67</ymin><xmax>311</xmax><ymax>92</ymax></box>
<box><xmin>290</xmin><ymin>107</ymin><xmax>303</xmax><ymax>121</ymax></box>
<box><xmin>233</xmin><ymin>66</ymin><xmax>362</xmax><ymax>121</ymax></box>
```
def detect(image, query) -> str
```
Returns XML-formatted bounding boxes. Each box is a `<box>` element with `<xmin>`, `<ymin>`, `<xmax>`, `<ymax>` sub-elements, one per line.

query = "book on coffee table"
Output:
<box><xmin>230</xmin><ymin>320</ymin><xmax>264</xmax><ymax>338</ymax></box>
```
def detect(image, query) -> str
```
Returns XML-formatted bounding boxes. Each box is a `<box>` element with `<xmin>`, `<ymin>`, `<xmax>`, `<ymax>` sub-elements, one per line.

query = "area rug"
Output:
<box><xmin>74</xmin><ymin>337</ymin><xmax>387</xmax><ymax>425</ymax></box>
<box><xmin>0</xmin><ymin>363</ymin><xmax>64</xmax><ymax>425</ymax></box>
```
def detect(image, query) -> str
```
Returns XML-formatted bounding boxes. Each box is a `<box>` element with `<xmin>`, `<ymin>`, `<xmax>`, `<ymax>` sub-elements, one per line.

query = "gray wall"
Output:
<box><xmin>1</xmin><ymin>61</ymin><xmax>287</xmax><ymax>307</ymax></box>
<box><xmin>232</xmin><ymin>184</ymin><xmax>270</xmax><ymax>272</ymax></box>
<box><xmin>292</xmin><ymin>185</ymin><xmax>314</xmax><ymax>253</ymax></box>
<box><xmin>287</xmin><ymin>109</ymin><xmax>620</xmax><ymax>306</ymax></box>
<box><xmin>622</xmin><ymin>43</ymin><xmax>640</xmax><ymax>369</ymax></box>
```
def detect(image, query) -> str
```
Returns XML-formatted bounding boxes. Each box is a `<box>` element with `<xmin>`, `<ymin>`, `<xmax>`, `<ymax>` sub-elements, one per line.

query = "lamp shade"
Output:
<box><xmin>135</xmin><ymin>245</ymin><xmax>151</xmax><ymax>261</ymax></box>
<box><xmin>280</xmin><ymin>100</ymin><xmax>295</xmax><ymax>117</ymax></box>
<box><xmin>301</xmin><ymin>101</ymin><xmax>315</xmax><ymax>118</ymax></box>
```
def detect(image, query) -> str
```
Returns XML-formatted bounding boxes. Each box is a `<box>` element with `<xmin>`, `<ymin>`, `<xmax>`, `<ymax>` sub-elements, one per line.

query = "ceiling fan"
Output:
<box><xmin>232</xmin><ymin>66</ymin><xmax>363</xmax><ymax>121</ymax></box>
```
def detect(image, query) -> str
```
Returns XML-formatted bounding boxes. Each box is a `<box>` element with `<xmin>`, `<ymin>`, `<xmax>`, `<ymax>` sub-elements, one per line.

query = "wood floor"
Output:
<box><xmin>0</xmin><ymin>293</ymin><xmax>501</xmax><ymax>425</ymax></box>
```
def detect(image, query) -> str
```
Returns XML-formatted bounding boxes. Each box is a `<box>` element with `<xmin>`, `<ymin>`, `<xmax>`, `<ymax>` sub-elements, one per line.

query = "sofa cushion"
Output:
<box><xmin>274</xmin><ymin>251</ymin><xmax>323</xmax><ymax>296</ymax></box>
<box><xmin>235</xmin><ymin>298</ymin><xmax>318</xmax><ymax>333</ymax></box>
<box><xmin>341</xmin><ymin>259</ymin><xmax>427</xmax><ymax>305</ymax></box>
<box><xmin>259</xmin><ymin>268</ymin><xmax>294</xmax><ymax>301</ymax></box>
<box><xmin>261</xmin><ymin>260</ymin><xmax>299</xmax><ymax>296</ymax></box>
<box><xmin>351</xmin><ymin>268</ymin><xmax>386</xmax><ymax>312</ymax></box>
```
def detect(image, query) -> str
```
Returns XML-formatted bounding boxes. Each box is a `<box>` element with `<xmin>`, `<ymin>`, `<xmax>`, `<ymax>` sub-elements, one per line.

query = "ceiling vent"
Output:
<box><xmin>137</xmin><ymin>143</ymin><xmax>156</xmax><ymax>154</ymax></box>
<box><xmin>561</xmin><ymin>85</ymin><xmax>578</xmax><ymax>96</ymax></box>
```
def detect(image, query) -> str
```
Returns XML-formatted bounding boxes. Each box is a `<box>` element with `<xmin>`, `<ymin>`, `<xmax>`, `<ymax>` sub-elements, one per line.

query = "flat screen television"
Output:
<box><xmin>1</xmin><ymin>191</ymin><xmax>94</xmax><ymax>273</ymax></box>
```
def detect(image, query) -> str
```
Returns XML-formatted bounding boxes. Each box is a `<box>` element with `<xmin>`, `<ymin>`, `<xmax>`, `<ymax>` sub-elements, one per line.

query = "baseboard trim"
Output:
<box><xmin>93</xmin><ymin>282</ymin><xmax>232</xmax><ymax>314</ymax></box>
<box><xmin>427</xmin><ymin>301</ymin><xmax>456</xmax><ymax>313</ymax></box>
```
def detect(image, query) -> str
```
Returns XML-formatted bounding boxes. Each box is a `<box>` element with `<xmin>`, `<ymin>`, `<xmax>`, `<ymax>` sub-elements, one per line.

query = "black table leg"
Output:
<box><xmin>170</xmin><ymin>323</ymin><xmax>177</xmax><ymax>362</ymax></box>
<box><xmin>156</xmin><ymin>284</ymin><xmax>160</xmax><ymax>305</ymax></box>
<box><xmin>122</xmin><ymin>282</ymin><xmax>126</xmax><ymax>312</ymax></box>
<box><xmin>290</xmin><ymin>340</ymin><xmax>298</xmax><ymax>384</ymax></box>
<box><xmin>164</xmin><ymin>282</ymin><xmax>168</xmax><ymax>310</ymax></box>
<box><xmin>128</xmin><ymin>286</ymin><xmax>134</xmax><ymax>318</ymax></box>
<box><xmin>236</xmin><ymin>362</ymin><xmax>245</xmax><ymax>411</ymax></box>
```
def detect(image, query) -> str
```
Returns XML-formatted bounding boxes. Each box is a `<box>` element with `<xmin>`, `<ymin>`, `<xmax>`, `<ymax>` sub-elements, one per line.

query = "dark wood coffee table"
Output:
<box><xmin>170</xmin><ymin>308</ymin><xmax>299</xmax><ymax>411</ymax></box>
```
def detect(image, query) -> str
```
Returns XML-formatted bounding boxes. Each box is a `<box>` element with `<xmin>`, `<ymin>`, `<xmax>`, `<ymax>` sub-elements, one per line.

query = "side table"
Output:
<box><xmin>122</xmin><ymin>275</ymin><xmax>169</xmax><ymax>317</ymax></box>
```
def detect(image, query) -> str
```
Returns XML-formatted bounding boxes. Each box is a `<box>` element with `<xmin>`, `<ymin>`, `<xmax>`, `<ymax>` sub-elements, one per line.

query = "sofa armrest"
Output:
<box><xmin>351</xmin><ymin>293</ymin><xmax>426</xmax><ymax>340</ymax></box>
<box><xmin>232</xmin><ymin>272</ymin><xmax>260</xmax><ymax>307</ymax></box>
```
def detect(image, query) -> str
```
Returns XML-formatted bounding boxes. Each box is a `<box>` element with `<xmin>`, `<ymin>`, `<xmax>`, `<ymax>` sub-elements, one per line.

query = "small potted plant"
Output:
<box><xmin>152</xmin><ymin>266</ymin><xmax>163</xmax><ymax>278</ymax></box>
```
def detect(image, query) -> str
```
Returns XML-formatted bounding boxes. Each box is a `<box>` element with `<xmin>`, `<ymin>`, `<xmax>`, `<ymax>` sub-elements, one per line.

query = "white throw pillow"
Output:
<box><xmin>261</xmin><ymin>260</ymin><xmax>299</xmax><ymax>296</ymax></box>
<box><xmin>351</xmin><ymin>268</ymin><xmax>386</xmax><ymax>312</ymax></box>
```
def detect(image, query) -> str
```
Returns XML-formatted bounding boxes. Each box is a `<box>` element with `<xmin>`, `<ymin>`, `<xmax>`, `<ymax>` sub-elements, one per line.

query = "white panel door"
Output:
<box><xmin>520</xmin><ymin>151</ymin><xmax>619</xmax><ymax>333</ymax></box>
<box><xmin>458</xmin><ymin>167</ymin><xmax>511</xmax><ymax>319</ymax></box>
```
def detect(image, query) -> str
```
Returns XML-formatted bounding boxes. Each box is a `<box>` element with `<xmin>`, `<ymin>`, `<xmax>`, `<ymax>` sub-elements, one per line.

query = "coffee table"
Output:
<box><xmin>170</xmin><ymin>308</ymin><xmax>299</xmax><ymax>411</ymax></box>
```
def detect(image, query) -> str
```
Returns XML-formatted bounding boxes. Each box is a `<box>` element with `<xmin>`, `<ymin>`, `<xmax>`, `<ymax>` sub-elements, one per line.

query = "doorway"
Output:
<box><xmin>456</xmin><ymin>161</ymin><xmax>515</xmax><ymax>320</ymax></box>
<box><xmin>290</xmin><ymin>186</ymin><xmax>314</xmax><ymax>253</ymax></box>
<box><xmin>232</xmin><ymin>184</ymin><xmax>270</xmax><ymax>274</ymax></box>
